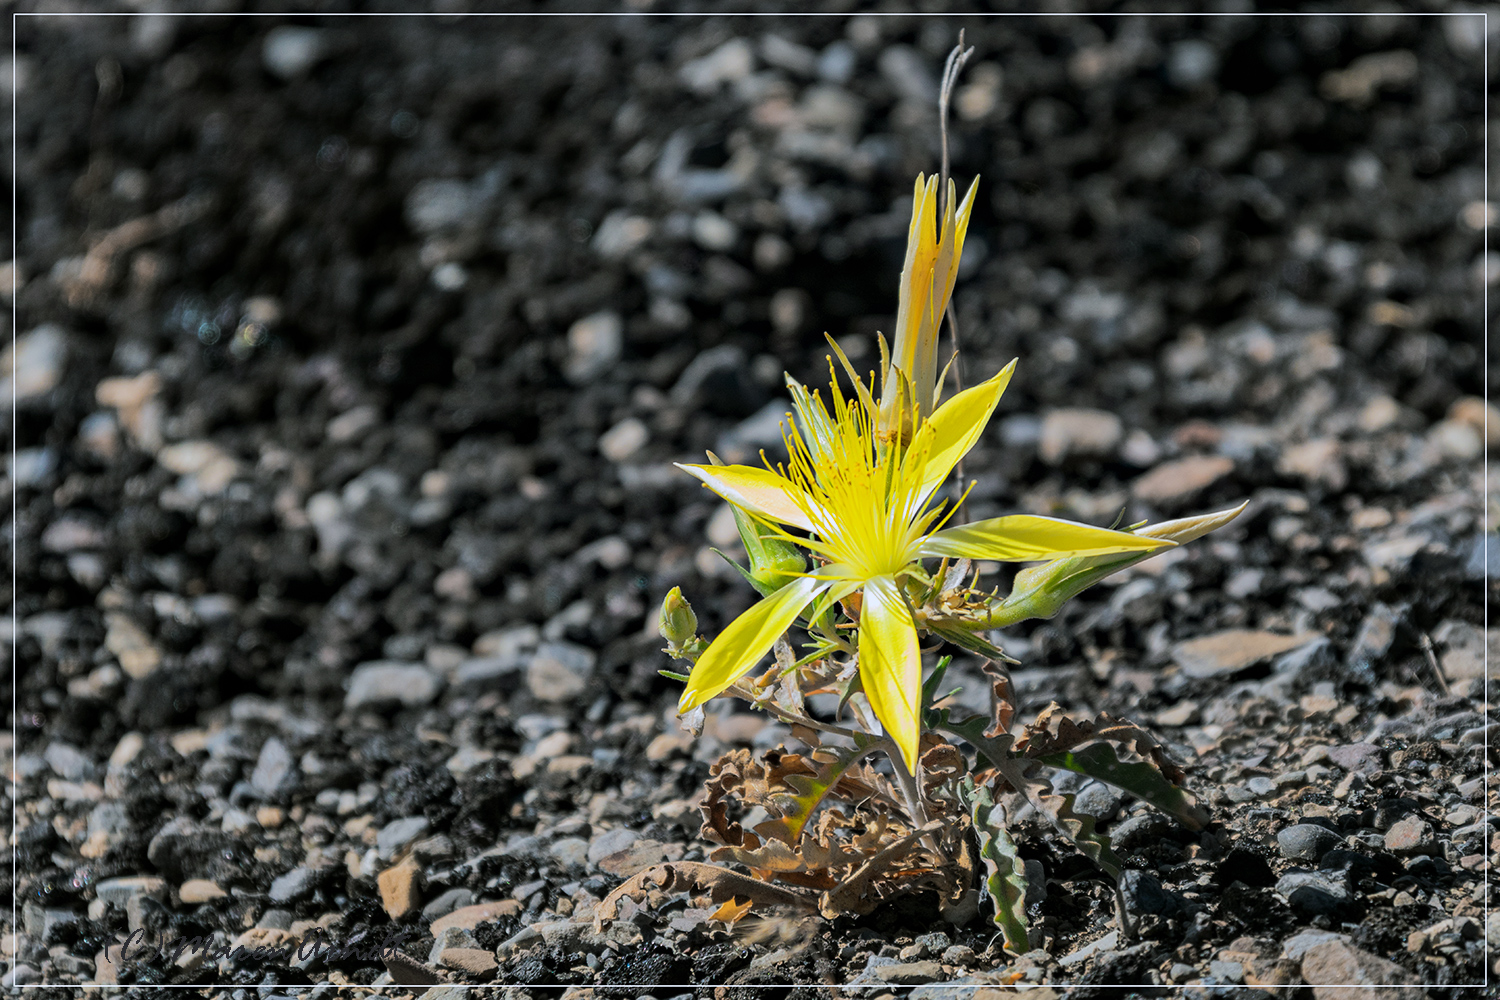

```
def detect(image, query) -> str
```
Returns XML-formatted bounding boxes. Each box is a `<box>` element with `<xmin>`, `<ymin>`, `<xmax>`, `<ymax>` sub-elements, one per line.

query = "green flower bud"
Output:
<box><xmin>658</xmin><ymin>587</ymin><xmax>698</xmax><ymax>648</ymax></box>
<box><xmin>988</xmin><ymin>502</ymin><xmax>1249</xmax><ymax>628</ymax></box>
<box><xmin>731</xmin><ymin>504</ymin><xmax>807</xmax><ymax>596</ymax></box>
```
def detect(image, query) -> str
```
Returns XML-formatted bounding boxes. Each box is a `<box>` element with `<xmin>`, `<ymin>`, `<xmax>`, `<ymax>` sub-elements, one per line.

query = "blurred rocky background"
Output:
<box><xmin>5</xmin><ymin>11</ymin><xmax>1494</xmax><ymax>995</ymax></box>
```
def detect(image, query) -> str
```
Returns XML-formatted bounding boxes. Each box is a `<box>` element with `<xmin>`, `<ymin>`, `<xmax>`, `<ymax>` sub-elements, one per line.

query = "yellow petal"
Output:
<box><xmin>909</xmin><ymin>359</ymin><xmax>1016</xmax><ymax>504</ymax></box>
<box><xmin>679</xmin><ymin>575</ymin><xmax>826</xmax><ymax>712</ymax></box>
<box><xmin>857</xmin><ymin>576</ymin><xmax>922</xmax><ymax>775</ymax></box>
<box><xmin>933</xmin><ymin>177</ymin><xmax>979</xmax><ymax>319</ymax></box>
<box><xmin>919</xmin><ymin>514</ymin><xmax>1176</xmax><ymax>562</ymax></box>
<box><xmin>676</xmin><ymin>463</ymin><xmax>817</xmax><ymax>533</ymax></box>
<box><xmin>890</xmin><ymin>177</ymin><xmax>941</xmax><ymax>383</ymax></box>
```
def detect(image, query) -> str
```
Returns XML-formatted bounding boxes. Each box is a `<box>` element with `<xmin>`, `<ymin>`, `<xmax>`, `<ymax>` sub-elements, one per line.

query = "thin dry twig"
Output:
<box><xmin>1419</xmin><ymin>632</ymin><xmax>1450</xmax><ymax>696</ymax></box>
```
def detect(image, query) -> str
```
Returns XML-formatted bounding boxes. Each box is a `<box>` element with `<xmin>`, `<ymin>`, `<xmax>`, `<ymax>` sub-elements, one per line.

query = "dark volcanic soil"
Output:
<box><xmin>8</xmin><ymin>10</ymin><xmax>1495</xmax><ymax>998</ymax></box>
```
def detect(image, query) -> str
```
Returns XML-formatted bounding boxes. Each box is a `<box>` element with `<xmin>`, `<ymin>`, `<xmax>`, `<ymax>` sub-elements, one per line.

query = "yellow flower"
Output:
<box><xmin>675</xmin><ymin>364</ymin><xmax>1173</xmax><ymax>773</ymax></box>
<box><xmin>880</xmin><ymin>173</ymin><xmax>979</xmax><ymax>440</ymax></box>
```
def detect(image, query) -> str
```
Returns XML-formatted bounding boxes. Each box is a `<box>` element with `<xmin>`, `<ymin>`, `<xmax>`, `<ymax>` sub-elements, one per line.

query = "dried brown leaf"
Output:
<box><xmin>594</xmin><ymin>862</ymin><xmax>817</xmax><ymax>928</ymax></box>
<box><xmin>980</xmin><ymin>659</ymin><xmax>1018</xmax><ymax>736</ymax></box>
<box><xmin>1015</xmin><ymin>703</ymin><xmax>1188</xmax><ymax>784</ymax></box>
<box><xmin>710</xmin><ymin>897</ymin><xmax>755</xmax><ymax>924</ymax></box>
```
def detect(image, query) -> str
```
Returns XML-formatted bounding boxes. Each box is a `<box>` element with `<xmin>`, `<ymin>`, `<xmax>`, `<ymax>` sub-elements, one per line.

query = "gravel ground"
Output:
<box><xmin>7</xmin><ymin>10</ymin><xmax>1496</xmax><ymax>998</ymax></box>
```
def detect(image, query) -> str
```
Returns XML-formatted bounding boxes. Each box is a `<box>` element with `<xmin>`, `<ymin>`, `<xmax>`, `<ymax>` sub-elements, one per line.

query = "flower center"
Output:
<box><xmin>779</xmin><ymin>377</ymin><xmax>933</xmax><ymax>581</ymax></box>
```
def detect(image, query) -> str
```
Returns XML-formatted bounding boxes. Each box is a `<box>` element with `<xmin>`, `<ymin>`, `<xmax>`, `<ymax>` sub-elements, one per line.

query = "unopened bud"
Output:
<box><xmin>658</xmin><ymin>587</ymin><xmax>698</xmax><ymax>647</ymax></box>
<box><xmin>732</xmin><ymin>505</ymin><xmax>807</xmax><ymax>595</ymax></box>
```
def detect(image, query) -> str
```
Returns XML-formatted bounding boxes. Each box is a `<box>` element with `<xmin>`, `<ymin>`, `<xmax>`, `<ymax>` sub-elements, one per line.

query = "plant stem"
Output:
<box><xmin>727</xmin><ymin>679</ymin><xmax>865</xmax><ymax>741</ymax></box>
<box><xmin>890</xmin><ymin>748</ymin><xmax>940</xmax><ymax>854</ymax></box>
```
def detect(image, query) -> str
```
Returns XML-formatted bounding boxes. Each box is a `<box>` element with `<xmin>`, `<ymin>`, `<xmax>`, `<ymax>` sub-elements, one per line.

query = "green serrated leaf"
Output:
<box><xmin>932</xmin><ymin>713</ymin><xmax>1017</xmax><ymax>774</ymax></box>
<box><xmin>762</xmin><ymin>734</ymin><xmax>881</xmax><ymax>844</ymax></box>
<box><xmin>959</xmin><ymin>777</ymin><xmax>1029</xmax><ymax>956</ymax></box>
<box><xmin>1046</xmin><ymin>791</ymin><xmax>1124</xmax><ymax>881</ymax></box>
<box><xmin>1036</xmin><ymin>744</ymin><xmax>1209</xmax><ymax>831</ymax></box>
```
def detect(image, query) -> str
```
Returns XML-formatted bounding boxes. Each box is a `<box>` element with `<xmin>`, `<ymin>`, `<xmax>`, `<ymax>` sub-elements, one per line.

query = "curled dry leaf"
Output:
<box><xmin>593</xmin><ymin>861</ymin><xmax>817</xmax><ymax>930</ymax></box>
<box><xmin>1015</xmin><ymin>702</ymin><xmax>1188</xmax><ymax>784</ymax></box>
<box><xmin>979</xmin><ymin>659</ymin><xmax>1018</xmax><ymax>737</ymax></box>
<box><xmin>688</xmin><ymin>740</ymin><xmax>976</xmax><ymax>919</ymax></box>
<box><xmin>710</xmin><ymin>897</ymin><xmax>755</xmax><ymax>924</ymax></box>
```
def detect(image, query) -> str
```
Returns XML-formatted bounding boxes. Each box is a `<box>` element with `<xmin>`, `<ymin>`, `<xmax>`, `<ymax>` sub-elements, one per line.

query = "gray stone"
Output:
<box><xmin>1119</xmin><ymin>869</ymin><xmax>1181</xmax><ymax>916</ymax></box>
<box><xmin>1073</xmin><ymin>780</ymin><xmax>1123</xmax><ymax>822</ymax></box>
<box><xmin>1347</xmin><ymin>603</ymin><xmax>1401</xmax><ymax>677</ymax></box>
<box><xmin>526</xmin><ymin>642</ymin><xmax>596</xmax><ymax>703</ymax></box>
<box><xmin>678</xmin><ymin>38</ymin><xmax>753</xmax><ymax>93</ymax></box>
<box><xmin>146</xmin><ymin>818</ymin><xmax>233</xmax><ymax>881</ymax></box>
<box><xmin>268</xmin><ymin>866</ymin><xmax>320</xmax><ymax>904</ymax></box>
<box><xmin>1207</xmin><ymin>960</ymin><xmax>1244</xmax><ymax>983</ymax></box>
<box><xmin>45</xmin><ymin>742</ymin><xmax>93</xmax><ymax>781</ymax></box>
<box><xmin>452</xmin><ymin>655</ymin><xmax>524</xmax><ymax>689</ymax></box>
<box><xmin>938</xmin><ymin>945</ymin><xmax>976</xmax><ymax>967</ymax></box>
<box><xmin>591</xmin><ymin>211</ymin><xmax>653</xmax><ymax>260</ymax></box>
<box><xmin>405</xmin><ymin>178</ymin><xmax>484</xmax><ymax>235</ymax></box>
<box><xmin>421</xmin><ymin>887</ymin><xmax>473</xmax><ymax>922</ymax></box>
<box><xmin>877</xmin><ymin>45</ymin><xmax>937</xmax><ymax>104</ymax></box>
<box><xmin>377</xmin><ymin>816</ymin><xmax>431</xmax><ymax>859</ymax></box>
<box><xmin>1383</xmin><ymin>815</ymin><xmax>1436</xmax><ymax>856</ymax></box>
<box><xmin>1277</xmin><ymin>824</ymin><xmax>1344</xmax><ymax>861</ymax></box>
<box><xmin>4</xmin><ymin>324</ymin><xmax>67</xmax><ymax>405</ymax></box>
<box><xmin>428</xmin><ymin>925</ymin><xmax>479</xmax><ymax>965</ymax></box>
<box><xmin>1039</xmin><ymin>408</ymin><xmax>1123</xmax><ymax>464</ymax></box>
<box><xmin>417</xmin><ymin>988</ymin><xmax>469</xmax><ymax>1000</ymax></box>
<box><xmin>1110</xmin><ymin>812</ymin><xmax>1170</xmax><ymax>850</ymax></box>
<box><xmin>1</xmin><ymin>965</ymin><xmax>39</xmax><ymax>988</ymax></box>
<box><xmin>1167</xmin><ymin>40</ymin><xmax>1218</xmax><ymax>88</ymax></box>
<box><xmin>716</xmin><ymin>398</ymin><xmax>791</xmax><ymax>464</ymax></box>
<box><xmin>564</xmin><ymin>311</ymin><xmax>623</xmax><ymax>384</ymax></box>
<box><xmin>41</xmin><ymin>517</ymin><xmax>107</xmax><ymax>552</ymax></box>
<box><xmin>89</xmin><ymin>801</ymin><xmax>129</xmax><ymax>838</ymax></box>
<box><xmin>1223</xmin><ymin>568</ymin><xmax>1264</xmax><ymax>600</ymax></box>
<box><xmin>549</xmin><ymin>837</ymin><xmax>589</xmax><ymax>869</ymax></box>
<box><xmin>221</xmin><ymin>808</ymin><xmax>257</xmax><ymax>834</ymax></box>
<box><xmin>257</xmin><ymin>908</ymin><xmax>294</xmax><ymax>930</ymax></box>
<box><xmin>913</xmin><ymin>931</ymin><xmax>950</xmax><ymax>954</ymax></box>
<box><xmin>23</xmin><ymin>902</ymin><xmax>78</xmax><ymax>940</ymax></box>
<box><xmin>1059</xmin><ymin>930</ymin><xmax>1118</xmax><ymax>967</ymax></box>
<box><xmin>345</xmin><ymin>661</ymin><xmax>442</xmax><ymax>711</ymax></box>
<box><xmin>1464</xmin><ymin>534</ymin><xmax>1497</xmax><ymax>579</ymax></box>
<box><xmin>250</xmin><ymin>736</ymin><xmax>297</xmax><ymax>799</ymax></box>
<box><xmin>818</xmin><ymin>42</ymin><xmax>856</xmax><ymax>83</ymax></box>
<box><xmin>1263</xmin><ymin>634</ymin><xmax>1335</xmax><ymax>692</ymax></box>
<box><xmin>1276</xmin><ymin>871</ymin><xmax>1356</xmax><ymax>918</ymax></box>
<box><xmin>1108</xmin><ymin>578</ymin><xmax>1162</xmax><ymax>624</ymax></box>
<box><xmin>874</xmin><ymin>960</ymin><xmax>943</xmax><ymax>985</ymax></box>
<box><xmin>1282</xmin><ymin>930</ymin><xmax>1350</xmax><ymax>963</ymax></box>
<box><xmin>587</xmin><ymin>827</ymin><xmax>639</xmax><ymax>865</ymax></box>
<box><xmin>95</xmin><ymin>876</ymin><xmax>167</xmax><ymax>908</ymax></box>
<box><xmin>262</xmin><ymin>26</ymin><xmax>326</xmax><ymax>80</ymax></box>
<box><xmin>1300</xmin><ymin>939</ymin><xmax>1422</xmax><ymax>998</ymax></box>
<box><xmin>1325</xmin><ymin>743</ymin><xmax>1383</xmax><ymax>775</ymax></box>
<box><xmin>1245</xmin><ymin>776</ymin><xmax>1277</xmax><ymax>798</ymax></box>
<box><xmin>905</xmin><ymin>977</ymin><xmax>1007</xmax><ymax>1000</ymax></box>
